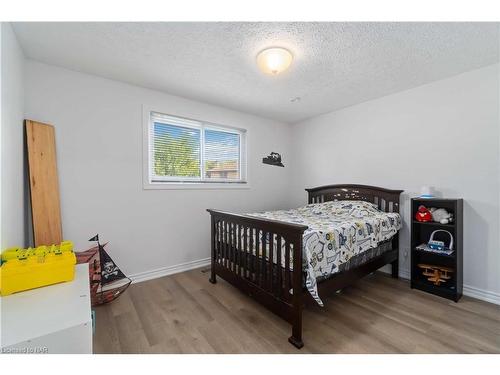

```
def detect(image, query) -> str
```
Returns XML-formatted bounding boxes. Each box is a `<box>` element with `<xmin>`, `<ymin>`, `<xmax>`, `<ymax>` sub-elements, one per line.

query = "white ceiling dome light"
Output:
<box><xmin>256</xmin><ymin>47</ymin><xmax>293</xmax><ymax>75</ymax></box>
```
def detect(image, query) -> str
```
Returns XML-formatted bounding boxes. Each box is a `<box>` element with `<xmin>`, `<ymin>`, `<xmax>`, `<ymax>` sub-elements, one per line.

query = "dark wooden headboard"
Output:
<box><xmin>305</xmin><ymin>184</ymin><xmax>404</xmax><ymax>213</ymax></box>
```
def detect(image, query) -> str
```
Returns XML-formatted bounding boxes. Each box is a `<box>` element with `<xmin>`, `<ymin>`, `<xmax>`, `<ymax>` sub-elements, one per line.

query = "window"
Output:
<box><xmin>146</xmin><ymin>111</ymin><xmax>247</xmax><ymax>186</ymax></box>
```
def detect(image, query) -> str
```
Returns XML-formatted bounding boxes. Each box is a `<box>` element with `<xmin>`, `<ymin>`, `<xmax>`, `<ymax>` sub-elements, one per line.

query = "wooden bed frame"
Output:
<box><xmin>207</xmin><ymin>184</ymin><xmax>403</xmax><ymax>349</ymax></box>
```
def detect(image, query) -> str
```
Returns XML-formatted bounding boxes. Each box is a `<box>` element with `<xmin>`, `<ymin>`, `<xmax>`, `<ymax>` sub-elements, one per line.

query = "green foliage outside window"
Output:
<box><xmin>154</xmin><ymin>133</ymin><xmax>200</xmax><ymax>177</ymax></box>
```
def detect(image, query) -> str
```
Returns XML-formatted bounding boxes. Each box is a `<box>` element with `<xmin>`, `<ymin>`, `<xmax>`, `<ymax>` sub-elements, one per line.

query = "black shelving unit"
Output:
<box><xmin>411</xmin><ymin>198</ymin><xmax>463</xmax><ymax>302</ymax></box>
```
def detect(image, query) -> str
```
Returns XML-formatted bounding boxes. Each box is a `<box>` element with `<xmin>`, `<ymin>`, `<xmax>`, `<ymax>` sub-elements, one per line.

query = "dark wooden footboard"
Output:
<box><xmin>206</xmin><ymin>209</ymin><xmax>308</xmax><ymax>348</ymax></box>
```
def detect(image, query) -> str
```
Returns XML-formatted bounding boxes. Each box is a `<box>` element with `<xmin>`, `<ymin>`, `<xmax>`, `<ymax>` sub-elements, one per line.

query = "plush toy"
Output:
<box><xmin>430</xmin><ymin>207</ymin><xmax>454</xmax><ymax>224</ymax></box>
<box><xmin>415</xmin><ymin>205</ymin><xmax>432</xmax><ymax>222</ymax></box>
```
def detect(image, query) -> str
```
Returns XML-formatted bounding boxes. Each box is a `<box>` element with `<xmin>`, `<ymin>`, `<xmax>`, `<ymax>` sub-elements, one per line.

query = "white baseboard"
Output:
<box><xmin>463</xmin><ymin>284</ymin><xmax>500</xmax><ymax>305</ymax></box>
<box><xmin>129</xmin><ymin>257</ymin><xmax>210</xmax><ymax>284</ymax></box>
<box><xmin>378</xmin><ymin>265</ymin><xmax>410</xmax><ymax>280</ymax></box>
<box><xmin>399</xmin><ymin>269</ymin><xmax>410</xmax><ymax>280</ymax></box>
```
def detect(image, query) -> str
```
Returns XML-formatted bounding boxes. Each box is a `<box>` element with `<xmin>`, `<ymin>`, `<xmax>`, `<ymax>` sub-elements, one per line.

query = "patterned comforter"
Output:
<box><xmin>248</xmin><ymin>200</ymin><xmax>401</xmax><ymax>306</ymax></box>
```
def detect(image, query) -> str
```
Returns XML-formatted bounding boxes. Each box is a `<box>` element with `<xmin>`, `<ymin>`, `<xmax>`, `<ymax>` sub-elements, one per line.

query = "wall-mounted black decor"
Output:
<box><xmin>262</xmin><ymin>152</ymin><xmax>284</xmax><ymax>167</ymax></box>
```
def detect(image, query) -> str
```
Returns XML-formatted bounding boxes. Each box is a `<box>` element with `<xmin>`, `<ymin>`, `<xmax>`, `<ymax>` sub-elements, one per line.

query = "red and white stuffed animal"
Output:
<box><xmin>415</xmin><ymin>205</ymin><xmax>432</xmax><ymax>222</ymax></box>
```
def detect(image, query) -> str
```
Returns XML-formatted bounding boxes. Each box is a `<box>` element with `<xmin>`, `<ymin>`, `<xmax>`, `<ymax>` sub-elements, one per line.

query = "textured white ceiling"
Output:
<box><xmin>12</xmin><ymin>22</ymin><xmax>499</xmax><ymax>123</ymax></box>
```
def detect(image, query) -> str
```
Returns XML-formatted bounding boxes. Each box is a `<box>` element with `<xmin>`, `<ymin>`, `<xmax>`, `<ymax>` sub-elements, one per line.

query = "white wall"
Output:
<box><xmin>1</xmin><ymin>23</ymin><xmax>25</xmax><ymax>249</ymax></box>
<box><xmin>290</xmin><ymin>64</ymin><xmax>500</xmax><ymax>302</ymax></box>
<box><xmin>24</xmin><ymin>60</ymin><xmax>292</xmax><ymax>279</ymax></box>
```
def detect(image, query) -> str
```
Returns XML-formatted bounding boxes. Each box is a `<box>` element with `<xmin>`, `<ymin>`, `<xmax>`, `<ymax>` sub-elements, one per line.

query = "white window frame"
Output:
<box><xmin>143</xmin><ymin>106</ymin><xmax>249</xmax><ymax>190</ymax></box>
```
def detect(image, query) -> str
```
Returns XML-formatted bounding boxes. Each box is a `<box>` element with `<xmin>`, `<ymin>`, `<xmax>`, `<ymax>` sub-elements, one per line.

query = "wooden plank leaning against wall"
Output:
<box><xmin>25</xmin><ymin>120</ymin><xmax>63</xmax><ymax>247</ymax></box>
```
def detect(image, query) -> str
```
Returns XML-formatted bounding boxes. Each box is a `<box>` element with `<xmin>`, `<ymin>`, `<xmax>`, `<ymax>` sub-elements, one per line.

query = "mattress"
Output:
<box><xmin>247</xmin><ymin>200</ymin><xmax>402</xmax><ymax>305</ymax></box>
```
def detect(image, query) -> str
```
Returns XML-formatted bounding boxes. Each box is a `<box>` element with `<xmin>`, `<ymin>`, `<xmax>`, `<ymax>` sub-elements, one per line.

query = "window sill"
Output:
<box><xmin>143</xmin><ymin>182</ymin><xmax>251</xmax><ymax>190</ymax></box>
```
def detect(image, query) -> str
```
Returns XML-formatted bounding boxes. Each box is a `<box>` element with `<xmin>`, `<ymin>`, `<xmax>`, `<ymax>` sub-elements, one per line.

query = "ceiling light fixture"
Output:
<box><xmin>256</xmin><ymin>47</ymin><xmax>293</xmax><ymax>75</ymax></box>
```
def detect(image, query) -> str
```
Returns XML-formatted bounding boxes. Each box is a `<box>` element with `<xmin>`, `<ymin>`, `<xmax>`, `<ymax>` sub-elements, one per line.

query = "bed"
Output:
<box><xmin>207</xmin><ymin>184</ymin><xmax>403</xmax><ymax>349</ymax></box>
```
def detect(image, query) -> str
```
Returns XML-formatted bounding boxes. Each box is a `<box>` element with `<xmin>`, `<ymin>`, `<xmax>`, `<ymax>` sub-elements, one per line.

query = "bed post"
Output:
<box><xmin>288</xmin><ymin>232</ymin><xmax>304</xmax><ymax>349</ymax></box>
<box><xmin>391</xmin><ymin>197</ymin><xmax>402</xmax><ymax>279</ymax></box>
<box><xmin>391</xmin><ymin>233</ymin><xmax>399</xmax><ymax>278</ymax></box>
<box><xmin>209</xmin><ymin>215</ymin><xmax>217</xmax><ymax>284</ymax></box>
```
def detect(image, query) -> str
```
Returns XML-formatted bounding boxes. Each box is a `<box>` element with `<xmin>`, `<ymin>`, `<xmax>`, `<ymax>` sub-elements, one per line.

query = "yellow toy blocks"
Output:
<box><xmin>0</xmin><ymin>241</ymin><xmax>76</xmax><ymax>296</ymax></box>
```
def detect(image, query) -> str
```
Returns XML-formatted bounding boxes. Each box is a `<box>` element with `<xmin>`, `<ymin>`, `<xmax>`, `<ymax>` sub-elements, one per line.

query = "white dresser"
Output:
<box><xmin>1</xmin><ymin>264</ymin><xmax>93</xmax><ymax>354</ymax></box>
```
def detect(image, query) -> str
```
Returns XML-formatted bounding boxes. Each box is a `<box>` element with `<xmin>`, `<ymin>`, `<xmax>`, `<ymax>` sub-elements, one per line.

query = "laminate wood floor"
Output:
<box><xmin>93</xmin><ymin>268</ymin><xmax>500</xmax><ymax>354</ymax></box>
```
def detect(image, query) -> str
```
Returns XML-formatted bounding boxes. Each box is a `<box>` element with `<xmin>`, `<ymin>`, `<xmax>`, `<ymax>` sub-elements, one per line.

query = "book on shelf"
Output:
<box><xmin>415</xmin><ymin>243</ymin><xmax>454</xmax><ymax>256</ymax></box>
